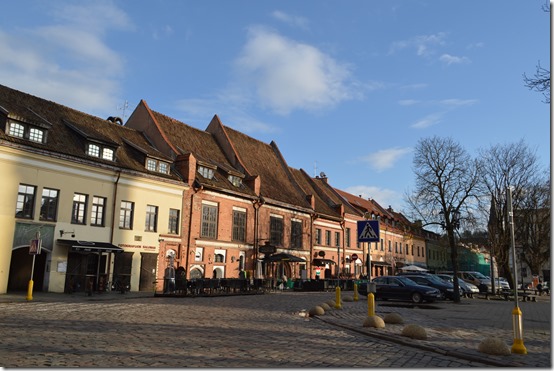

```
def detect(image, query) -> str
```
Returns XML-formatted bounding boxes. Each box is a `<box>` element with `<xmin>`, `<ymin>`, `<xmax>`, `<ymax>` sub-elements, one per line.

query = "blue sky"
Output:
<box><xmin>0</xmin><ymin>0</ymin><xmax>550</xmax><ymax>213</ymax></box>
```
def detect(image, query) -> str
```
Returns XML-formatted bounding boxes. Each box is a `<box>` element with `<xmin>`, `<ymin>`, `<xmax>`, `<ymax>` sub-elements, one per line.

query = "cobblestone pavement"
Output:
<box><xmin>0</xmin><ymin>290</ymin><xmax>550</xmax><ymax>368</ymax></box>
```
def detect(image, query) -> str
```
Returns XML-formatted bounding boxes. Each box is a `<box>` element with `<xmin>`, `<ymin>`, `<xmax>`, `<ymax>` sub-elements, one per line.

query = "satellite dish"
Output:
<box><xmin>166</xmin><ymin>249</ymin><xmax>176</xmax><ymax>258</ymax></box>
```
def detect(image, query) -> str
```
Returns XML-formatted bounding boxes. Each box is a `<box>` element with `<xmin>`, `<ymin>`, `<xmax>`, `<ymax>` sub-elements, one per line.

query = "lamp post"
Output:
<box><xmin>507</xmin><ymin>187</ymin><xmax>527</xmax><ymax>354</ymax></box>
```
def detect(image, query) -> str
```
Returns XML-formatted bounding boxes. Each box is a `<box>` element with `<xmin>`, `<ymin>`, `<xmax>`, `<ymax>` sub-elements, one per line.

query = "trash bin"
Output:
<box><xmin>287</xmin><ymin>279</ymin><xmax>294</xmax><ymax>289</ymax></box>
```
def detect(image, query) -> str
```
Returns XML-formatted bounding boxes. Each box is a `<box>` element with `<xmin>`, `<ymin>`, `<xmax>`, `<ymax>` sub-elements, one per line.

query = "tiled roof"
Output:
<box><xmin>221</xmin><ymin>125</ymin><xmax>311</xmax><ymax>209</ymax></box>
<box><xmin>309</xmin><ymin>180</ymin><xmax>360</xmax><ymax>217</ymax></box>
<box><xmin>0</xmin><ymin>84</ymin><xmax>178</xmax><ymax>180</ymax></box>
<box><xmin>148</xmin><ymin>109</ymin><xmax>257</xmax><ymax>197</ymax></box>
<box><xmin>288</xmin><ymin>168</ymin><xmax>342</xmax><ymax>219</ymax></box>
<box><xmin>334</xmin><ymin>188</ymin><xmax>386</xmax><ymax>218</ymax></box>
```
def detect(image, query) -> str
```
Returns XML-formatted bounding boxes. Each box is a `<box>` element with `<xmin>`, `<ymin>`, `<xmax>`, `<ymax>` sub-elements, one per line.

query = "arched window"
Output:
<box><xmin>214</xmin><ymin>253</ymin><xmax>224</xmax><ymax>263</ymax></box>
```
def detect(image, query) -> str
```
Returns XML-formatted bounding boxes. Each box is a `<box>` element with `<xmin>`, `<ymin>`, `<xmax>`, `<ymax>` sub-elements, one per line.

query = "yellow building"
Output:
<box><xmin>0</xmin><ymin>84</ymin><xmax>185</xmax><ymax>294</ymax></box>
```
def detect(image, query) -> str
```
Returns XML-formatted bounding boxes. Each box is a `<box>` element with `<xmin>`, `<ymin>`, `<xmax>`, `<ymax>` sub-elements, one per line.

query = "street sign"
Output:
<box><xmin>351</xmin><ymin>253</ymin><xmax>358</xmax><ymax>261</ymax></box>
<box><xmin>357</xmin><ymin>220</ymin><xmax>380</xmax><ymax>242</ymax></box>
<box><xmin>29</xmin><ymin>239</ymin><xmax>42</xmax><ymax>255</ymax></box>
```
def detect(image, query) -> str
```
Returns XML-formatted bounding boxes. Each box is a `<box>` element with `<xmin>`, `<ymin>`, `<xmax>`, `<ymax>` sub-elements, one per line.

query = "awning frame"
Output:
<box><xmin>57</xmin><ymin>239</ymin><xmax>124</xmax><ymax>253</ymax></box>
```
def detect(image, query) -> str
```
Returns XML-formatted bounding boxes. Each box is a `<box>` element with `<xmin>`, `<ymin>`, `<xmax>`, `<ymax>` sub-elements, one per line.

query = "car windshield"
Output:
<box><xmin>472</xmin><ymin>272</ymin><xmax>488</xmax><ymax>279</ymax></box>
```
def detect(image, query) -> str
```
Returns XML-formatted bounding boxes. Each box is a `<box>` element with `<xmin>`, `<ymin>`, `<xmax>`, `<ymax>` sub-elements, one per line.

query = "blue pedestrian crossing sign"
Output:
<box><xmin>357</xmin><ymin>220</ymin><xmax>380</xmax><ymax>242</ymax></box>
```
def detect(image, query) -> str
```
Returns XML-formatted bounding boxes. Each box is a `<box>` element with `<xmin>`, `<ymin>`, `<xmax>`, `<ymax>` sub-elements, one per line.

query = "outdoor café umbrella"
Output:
<box><xmin>398</xmin><ymin>264</ymin><xmax>428</xmax><ymax>272</ymax></box>
<box><xmin>265</xmin><ymin>252</ymin><xmax>305</xmax><ymax>262</ymax></box>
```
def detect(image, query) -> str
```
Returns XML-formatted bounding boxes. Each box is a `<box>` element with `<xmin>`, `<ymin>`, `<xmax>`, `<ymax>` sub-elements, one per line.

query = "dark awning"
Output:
<box><xmin>312</xmin><ymin>258</ymin><xmax>336</xmax><ymax>266</ymax></box>
<box><xmin>58</xmin><ymin>239</ymin><xmax>124</xmax><ymax>253</ymax></box>
<box><xmin>372</xmin><ymin>261</ymin><xmax>391</xmax><ymax>266</ymax></box>
<box><xmin>265</xmin><ymin>252</ymin><xmax>305</xmax><ymax>262</ymax></box>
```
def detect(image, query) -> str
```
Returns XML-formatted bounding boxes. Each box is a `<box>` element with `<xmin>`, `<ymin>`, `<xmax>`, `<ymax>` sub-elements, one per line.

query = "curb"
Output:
<box><xmin>314</xmin><ymin>316</ymin><xmax>526</xmax><ymax>367</ymax></box>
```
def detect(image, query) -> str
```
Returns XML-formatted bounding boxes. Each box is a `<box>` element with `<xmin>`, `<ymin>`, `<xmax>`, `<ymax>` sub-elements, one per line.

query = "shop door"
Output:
<box><xmin>113</xmin><ymin>252</ymin><xmax>133</xmax><ymax>290</ymax></box>
<box><xmin>139</xmin><ymin>253</ymin><xmax>157</xmax><ymax>292</ymax></box>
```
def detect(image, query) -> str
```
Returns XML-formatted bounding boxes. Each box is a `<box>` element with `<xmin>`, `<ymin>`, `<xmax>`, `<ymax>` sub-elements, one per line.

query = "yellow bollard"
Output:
<box><xmin>511</xmin><ymin>306</ymin><xmax>527</xmax><ymax>354</ymax></box>
<box><xmin>26</xmin><ymin>279</ymin><xmax>34</xmax><ymax>301</ymax></box>
<box><xmin>367</xmin><ymin>292</ymin><xmax>375</xmax><ymax>316</ymax></box>
<box><xmin>334</xmin><ymin>286</ymin><xmax>342</xmax><ymax>309</ymax></box>
<box><xmin>353</xmin><ymin>283</ymin><xmax>359</xmax><ymax>301</ymax></box>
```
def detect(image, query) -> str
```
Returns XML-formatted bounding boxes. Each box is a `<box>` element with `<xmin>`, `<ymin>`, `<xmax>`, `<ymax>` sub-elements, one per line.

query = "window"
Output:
<box><xmin>158</xmin><ymin>162</ymin><xmax>169</xmax><ymax>174</ymax></box>
<box><xmin>395</xmin><ymin>242</ymin><xmax>398</xmax><ymax>253</ymax></box>
<box><xmin>29</xmin><ymin>128</ymin><xmax>44</xmax><ymax>143</ymax></box>
<box><xmin>334</xmin><ymin>231</ymin><xmax>340</xmax><ymax>247</ymax></box>
<box><xmin>198</xmin><ymin>165</ymin><xmax>215</xmax><ymax>179</ymax></box>
<box><xmin>315</xmin><ymin>228</ymin><xmax>322</xmax><ymax>245</ymax></box>
<box><xmin>417</xmin><ymin>246</ymin><xmax>420</xmax><ymax>257</ymax></box>
<box><xmin>380</xmin><ymin>239</ymin><xmax>384</xmax><ymax>251</ymax></box>
<box><xmin>119</xmin><ymin>201</ymin><xmax>134</xmax><ymax>229</ymax></box>
<box><xmin>270</xmin><ymin>216</ymin><xmax>283</xmax><ymax>246</ymax></box>
<box><xmin>145</xmin><ymin>205</ymin><xmax>158</xmax><ymax>232</ymax></box>
<box><xmin>168</xmin><ymin>209</ymin><xmax>180</xmax><ymax>234</ymax></box>
<box><xmin>71</xmin><ymin>193</ymin><xmax>88</xmax><ymax>224</ymax></box>
<box><xmin>40</xmin><ymin>188</ymin><xmax>59</xmax><ymax>221</ymax></box>
<box><xmin>325</xmin><ymin>230</ymin><xmax>331</xmax><ymax>246</ymax></box>
<box><xmin>214</xmin><ymin>253</ymin><xmax>224</xmax><ymax>263</ymax></box>
<box><xmin>87</xmin><ymin>144</ymin><xmax>100</xmax><ymax>157</ymax></box>
<box><xmin>345</xmin><ymin>228</ymin><xmax>351</xmax><ymax>247</ymax></box>
<box><xmin>232</xmin><ymin>209</ymin><xmax>246</xmax><ymax>242</ymax></box>
<box><xmin>388</xmin><ymin>240</ymin><xmax>392</xmax><ymax>252</ymax></box>
<box><xmin>8</xmin><ymin>122</ymin><xmax>24</xmax><ymax>138</ymax></box>
<box><xmin>16</xmin><ymin>184</ymin><xmax>36</xmax><ymax>219</ymax></box>
<box><xmin>291</xmin><ymin>220</ymin><xmax>303</xmax><ymax>248</ymax></box>
<box><xmin>102</xmin><ymin>148</ymin><xmax>114</xmax><ymax>161</ymax></box>
<box><xmin>90</xmin><ymin>196</ymin><xmax>106</xmax><ymax>226</ymax></box>
<box><xmin>201</xmin><ymin>203</ymin><xmax>218</xmax><ymax>239</ymax></box>
<box><xmin>146</xmin><ymin>158</ymin><xmax>157</xmax><ymax>171</ymax></box>
<box><xmin>228</xmin><ymin>175</ymin><xmax>242</xmax><ymax>187</ymax></box>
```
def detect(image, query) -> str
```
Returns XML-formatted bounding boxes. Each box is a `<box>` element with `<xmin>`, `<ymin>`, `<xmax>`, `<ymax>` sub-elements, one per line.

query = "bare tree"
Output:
<box><xmin>515</xmin><ymin>174</ymin><xmax>550</xmax><ymax>281</ymax></box>
<box><xmin>406</xmin><ymin>136</ymin><xmax>481</xmax><ymax>303</ymax></box>
<box><xmin>478</xmin><ymin>140</ymin><xmax>542</xmax><ymax>289</ymax></box>
<box><xmin>523</xmin><ymin>61</ymin><xmax>550</xmax><ymax>103</ymax></box>
<box><xmin>523</xmin><ymin>2</ymin><xmax>550</xmax><ymax>103</ymax></box>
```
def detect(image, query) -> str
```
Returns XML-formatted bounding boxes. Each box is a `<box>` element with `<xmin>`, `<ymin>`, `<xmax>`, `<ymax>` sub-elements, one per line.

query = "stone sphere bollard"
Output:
<box><xmin>363</xmin><ymin>315</ymin><xmax>385</xmax><ymax>328</ymax></box>
<box><xmin>343</xmin><ymin>296</ymin><xmax>354</xmax><ymax>302</ymax></box>
<box><xmin>478</xmin><ymin>337</ymin><xmax>511</xmax><ymax>355</ymax></box>
<box><xmin>308</xmin><ymin>306</ymin><xmax>325</xmax><ymax>317</ymax></box>
<box><xmin>401</xmin><ymin>324</ymin><xmax>427</xmax><ymax>340</ymax></box>
<box><xmin>326</xmin><ymin>300</ymin><xmax>336</xmax><ymax>307</ymax></box>
<box><xmin>384</xmin><ymin>312</ymin><xmax>404</xmax><ymax>324</ymax></box>
<box><xmin>320</xmin><ymin>303</ymin><xmax>332</xmax><ymax>311</ymax></box>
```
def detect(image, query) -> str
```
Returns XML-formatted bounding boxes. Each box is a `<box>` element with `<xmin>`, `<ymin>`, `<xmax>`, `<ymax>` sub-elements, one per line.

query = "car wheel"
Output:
<box><xmin>411</xmin><ymin>292</ymin><xmax>423</xmax><ymax>304</ymax></box>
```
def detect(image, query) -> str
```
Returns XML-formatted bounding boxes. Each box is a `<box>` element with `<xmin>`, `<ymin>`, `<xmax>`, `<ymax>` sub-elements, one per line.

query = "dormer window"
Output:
<box><xmin>87</xmin><ymin>143</ymin><xmax>114</xmax><ymax>161</ymax></box>
<box><xmin>146</xmin><ymin>158</ymin><xmax>170</xmax><ymax>174</ymax></box>
<box><xmin>29</xmin><ymin>128</ymin><xmax>44</xmax><ymax>143</ymax></box>
<box><xmin>8</xmin><ymin>122</ymin><xmax>24</xmax><ymax>138</ymax></box>
<box><xmin>7</xmin><ymin>121</ymin><xmax>45</xmax><ymax>144</ymax></box>
<box><xmin>228</xmin><ymin>175</ymin><xmax>242</xmax><ymax>187</ymax></box>
<box><xmin>198</xmin><ymin>165</ymin><xmax>215</xmax><ymax>180</ymax></box>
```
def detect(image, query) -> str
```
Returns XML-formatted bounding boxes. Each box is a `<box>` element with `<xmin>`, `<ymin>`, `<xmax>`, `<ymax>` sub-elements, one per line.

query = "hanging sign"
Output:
<box><xmin>29</xmin><ymin>239</ymin><xmax>42</xmax><ymax>255</ymax></box>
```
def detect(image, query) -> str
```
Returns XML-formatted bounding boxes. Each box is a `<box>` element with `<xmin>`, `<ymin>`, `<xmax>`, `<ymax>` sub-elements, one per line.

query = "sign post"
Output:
<box><xmin>357</xmin><ymin>220</ymin><xmax>380</xmax><ymax>317</ymax></box>
<box><xmin>27</xmin><ymin>232</ymin><xmax>42</xmax><ymax>301</ymax></box>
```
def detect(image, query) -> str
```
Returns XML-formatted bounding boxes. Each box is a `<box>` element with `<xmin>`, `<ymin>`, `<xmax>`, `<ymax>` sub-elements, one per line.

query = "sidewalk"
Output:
<box><xmin>313</xmin><ymin>293</ymin><xmax>551</xmax><ymax>368</ymax></box>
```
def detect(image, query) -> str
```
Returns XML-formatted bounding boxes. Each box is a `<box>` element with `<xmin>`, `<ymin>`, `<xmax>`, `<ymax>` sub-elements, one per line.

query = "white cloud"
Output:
<box><xmin>411</xmin><ymin>112</ymin><xmax>444</xmax><ymax>129</ymax></box>
<box><xmin>388</xmin><ymin>32</ymin><xmax>447</xmax><ymax>57</ymax></box>
<box><xmin>398</xmin><ymin>99</ymin><xmax>420</xmax><ymax>106</ymax></box>
<box><xmin>361</xmin><ymin>147</ymin><xmax>412</xmax><ymax>172</ymax></box>
<box><xmin>344</xmin><ymin>185</ymin><xmax>403</xmax><ymax>211</ymax></box>
<box><xmin>439</xmin><ymin>53</ymin><xmax>470</xmax><ymax>65</ymax></box>
<box><xmin>0</xmin><ymin>1</ymin><xmax>131</xmax><ymax>116</ymax></box>
<box><xmin>271</xmin><ymin>10</ymin><xmax>309</xmax><ymax>29</ymax></box>
<box><xmin>438</xmin><ymin>98</ymin><xmax>477</xmax><ymax>107</ymax></box>
<box><xmin>234</xmin><ymin>27</ymin><xmax>361</xmax><ymax>115</ymax></box>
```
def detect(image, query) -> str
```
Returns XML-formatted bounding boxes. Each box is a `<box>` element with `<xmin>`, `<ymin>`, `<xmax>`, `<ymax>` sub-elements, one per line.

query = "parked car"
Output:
<box><xmin>440</xmin><ymin>271</ymin><xmax>492</xmax><ymax>291</ymax></box>
<box><xmin>398</xmin><ymin>273</ymin><xmax>462</xmax><ymax>300</ymax></box>
<box><xmin>358</xmin><ymin>275</ymin><xmax>442</xmax><ymax>304</ymax></box>
<box><xmin>436</xmin><ymin>274</ymin><xmax>479</xmax><ymax>298</ymax></box>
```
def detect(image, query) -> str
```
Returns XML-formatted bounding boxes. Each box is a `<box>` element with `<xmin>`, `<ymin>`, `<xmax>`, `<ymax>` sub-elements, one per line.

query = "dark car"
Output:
<box><xmin>398</xmin><ymin>273</ymin><xmax>462</xmax><ymax>300</ymax></box>
<box><xmin>358</xmin><ymin>275</ymin><xmax>442</xmax><ymax>304</ymax></box>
